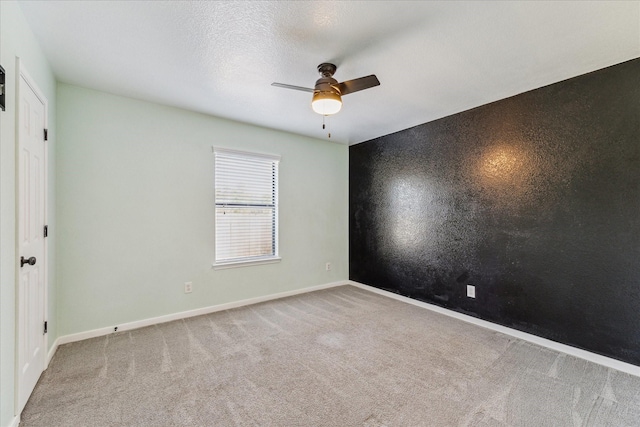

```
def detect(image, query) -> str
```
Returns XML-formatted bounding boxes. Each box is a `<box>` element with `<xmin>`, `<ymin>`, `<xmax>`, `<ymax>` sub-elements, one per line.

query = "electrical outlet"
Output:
<box><xmin>467</xmin><ymin>285</ymin><xmax>475</xmax><ymax>298</ymax></box>
<box><xmin>325</xmin><ymin>262</ymin><xmax>331</xmax><ymax>271</ymax></box>
<box><xmin>184</xmin><ymin>282</ymin><xmax>193</xmax><ymax>294</ymax></box>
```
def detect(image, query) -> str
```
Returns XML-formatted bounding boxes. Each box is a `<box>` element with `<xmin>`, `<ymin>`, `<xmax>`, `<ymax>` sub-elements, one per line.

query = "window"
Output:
<box><xmin>214</xmin><ymin>148</ymin><xmax>280</xmax><ymax>268</ymax></box>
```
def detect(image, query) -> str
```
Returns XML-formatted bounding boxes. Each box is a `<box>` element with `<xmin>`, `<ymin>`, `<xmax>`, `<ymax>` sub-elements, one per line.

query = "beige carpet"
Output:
<box><xmin>20</xmin><ymin>285</ymin><xmax>640</xmax><ymax>426</ymax></box>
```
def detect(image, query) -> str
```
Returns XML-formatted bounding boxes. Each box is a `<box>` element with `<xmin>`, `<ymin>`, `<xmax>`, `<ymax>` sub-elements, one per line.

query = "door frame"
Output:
<box><xmin>14</xmin><ymin>57</ymin><xmax>49</xmax><ymax>416</ymax></box>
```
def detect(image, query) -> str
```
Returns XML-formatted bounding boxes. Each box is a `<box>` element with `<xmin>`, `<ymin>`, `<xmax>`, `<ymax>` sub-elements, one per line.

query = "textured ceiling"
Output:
<box><xmin>18</xmin><ymin>1</ymin><xmax>640</xmax><ymax>145</ymax></box>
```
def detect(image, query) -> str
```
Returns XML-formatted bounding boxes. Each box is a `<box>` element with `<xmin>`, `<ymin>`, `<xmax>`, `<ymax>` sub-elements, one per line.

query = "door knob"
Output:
<box><xmin>20</xmin><ymin>256</ymin><xmax>36</xmax><ymax>267</ymax></box>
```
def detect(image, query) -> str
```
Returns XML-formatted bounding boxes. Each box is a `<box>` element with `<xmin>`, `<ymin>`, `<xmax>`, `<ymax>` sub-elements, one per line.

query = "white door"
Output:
<box><xmin>17</xmin><ymin>69</ymin><xmax>48</xmax><ymax>414</ymax></box>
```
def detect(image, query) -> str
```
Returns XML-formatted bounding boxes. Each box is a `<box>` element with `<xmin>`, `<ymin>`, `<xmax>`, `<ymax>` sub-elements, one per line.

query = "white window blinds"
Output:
<box><xmin>214</xmin><ymin>148</ymin><xmax>280</xmax><ymax>265</ymax></box>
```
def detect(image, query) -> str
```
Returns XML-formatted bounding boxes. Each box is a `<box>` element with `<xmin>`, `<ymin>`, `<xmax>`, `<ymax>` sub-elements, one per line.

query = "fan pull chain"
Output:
<box><xmin>322</xmin><ymin>115</ymin><xmax>331</xmax><ymax>139</ymax></box>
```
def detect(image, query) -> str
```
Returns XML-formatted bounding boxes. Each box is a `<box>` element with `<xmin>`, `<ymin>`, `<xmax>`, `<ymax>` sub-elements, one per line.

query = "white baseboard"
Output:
<box><xmin>56</xmin><ymin>281</ymin><xmax>346</xmax><ymax>347</ymax></box>
<box><xmin>348</xmin><ymin>280</ymin><xmax>640</xmax><ymax>377</ymax></box>
<box><xmin>7</xmin><ymin>415</ymin><xmax>20</xmax><ymax>427</ymax></box>
<box><xmin>50</xmin><ymin>279</ymin><xmax>640</xmax><ymax>378</ymax></box>
<box><xmin>46</xmin><ymin>337</ymin><xmax>60</xmax><ymax>367</ymax></box>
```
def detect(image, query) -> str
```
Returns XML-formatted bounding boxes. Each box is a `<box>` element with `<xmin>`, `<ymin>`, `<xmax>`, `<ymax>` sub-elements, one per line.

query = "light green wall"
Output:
<box><xmin>1</xmin><ymin>6</ymin><xmax>346</xmax><ymax>422</ymax></box>
<box><xmin>0</xmin><ymin>1</ymin><xmax>57</xmax><ymax>426</ymax></box>
<box><xmin>56</xmin><ymin>84</ymin><xmax>348</xmax><ymax>336</ymax></box>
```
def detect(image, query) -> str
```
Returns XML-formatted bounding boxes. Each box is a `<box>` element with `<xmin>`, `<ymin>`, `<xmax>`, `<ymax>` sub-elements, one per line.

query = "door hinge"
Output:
<box><xmin>44</xmin><ymin>225</ymin><xmax>48</xmax><ymax>238</ymax></box>
<box><xmin>44</xmin><ymin>321</ymin><xmax>48</xmax><ymax>334</ymax></box>
<box><xmin>44</xmin><ymin>128</ymin><xmax>48</xmax><ymax>141</ymax></box>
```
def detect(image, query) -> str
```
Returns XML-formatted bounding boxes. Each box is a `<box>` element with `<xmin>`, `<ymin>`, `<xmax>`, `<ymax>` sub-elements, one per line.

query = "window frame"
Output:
<box><xmin>213</xmin><ymin>147</ymin><xmax>281</xmax><ymax>269</ymax></box>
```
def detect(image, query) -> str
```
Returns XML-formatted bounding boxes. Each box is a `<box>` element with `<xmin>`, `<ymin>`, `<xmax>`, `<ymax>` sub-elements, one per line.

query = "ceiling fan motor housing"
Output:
<box><xmin>312</xmin><ymin>68</ymin><xmax>342</xmax><ymax>115</ymax></box>
<box><xmin>315</xmin><ymin>77</ymin><xmax>341</xmax><ymax>95</ymax></box>
<box><xmin>316</xmin><ymin>63</ymin><xmax>341</xmax><ymax>95</ymax></box>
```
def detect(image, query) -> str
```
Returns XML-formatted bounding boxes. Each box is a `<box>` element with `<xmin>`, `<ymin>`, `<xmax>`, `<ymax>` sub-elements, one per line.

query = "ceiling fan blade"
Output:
<box><xmin>271</xmin><ymin>82</ymin><xmax>315</xmax><ymax>93</ymax></box>
<box><xmin>335</xmin><ymin>75</ymin><xmax>380</xmax><ymax>95</ymax></box>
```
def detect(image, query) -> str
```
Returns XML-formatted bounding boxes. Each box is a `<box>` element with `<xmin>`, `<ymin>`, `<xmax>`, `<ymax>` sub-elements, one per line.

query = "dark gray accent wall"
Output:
<box><xmin>349</xmin><ymin>58</ymin><xmax>640</xmax><ymax>365</ymax></box>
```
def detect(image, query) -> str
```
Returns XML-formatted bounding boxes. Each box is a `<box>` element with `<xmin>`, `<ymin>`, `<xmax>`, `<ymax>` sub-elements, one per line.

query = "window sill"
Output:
<box><xmin>213</xmin><ymin>257</ymin><xmax>281</xmax><ymax>270</ymax></box>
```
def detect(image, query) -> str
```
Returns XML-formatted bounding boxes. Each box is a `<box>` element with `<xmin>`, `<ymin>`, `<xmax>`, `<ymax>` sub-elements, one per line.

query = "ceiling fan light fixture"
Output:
<box><xmin>311</xmin><ymin>91</ymin><xmax>342</xmax><ymax>115</ymax></box>
<box><xmin>273</xmin><ymin>62</ymin><xmax>379</xmax><ymax>119</ymax></box>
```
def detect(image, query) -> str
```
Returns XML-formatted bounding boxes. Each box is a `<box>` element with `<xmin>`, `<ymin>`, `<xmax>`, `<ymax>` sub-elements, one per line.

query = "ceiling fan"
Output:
<box><xmin>272</xmin><ymin>63</ymin><xmax>380</xmax><ymax>116</ymax></box>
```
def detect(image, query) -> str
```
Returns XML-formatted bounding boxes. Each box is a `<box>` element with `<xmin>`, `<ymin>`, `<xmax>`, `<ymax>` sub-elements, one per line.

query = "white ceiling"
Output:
<box><xmin>18</xmin><ymin>1</ymin><xmax>640</xmax><ymax>145</ymax></box>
